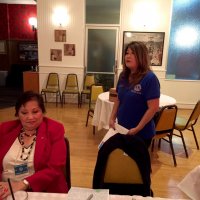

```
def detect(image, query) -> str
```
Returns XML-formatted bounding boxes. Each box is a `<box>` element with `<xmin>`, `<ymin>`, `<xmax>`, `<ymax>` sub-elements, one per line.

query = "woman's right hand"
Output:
<box><xmin>109</xmin><ymin>119</ymin><xmax>116</xmax><ymax>130</ymax></box>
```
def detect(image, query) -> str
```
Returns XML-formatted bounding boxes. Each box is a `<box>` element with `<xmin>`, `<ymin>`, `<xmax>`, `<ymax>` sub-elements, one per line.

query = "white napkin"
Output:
<box><xmin>177</xmin><ymin>165</ymin><xmax>200</xmax><ymax>200</ymax></box>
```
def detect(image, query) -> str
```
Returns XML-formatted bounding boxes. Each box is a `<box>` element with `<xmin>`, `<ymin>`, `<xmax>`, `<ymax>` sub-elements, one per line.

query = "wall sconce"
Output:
<box><xmin>52</xmin><ymin>6</ymin><xmax>69</xmax><ymax>27</ymax></box>
<box><xmin>29</xmin><ymin>17</ymin><xmax>37</xmax><ymax>31</ymax></box>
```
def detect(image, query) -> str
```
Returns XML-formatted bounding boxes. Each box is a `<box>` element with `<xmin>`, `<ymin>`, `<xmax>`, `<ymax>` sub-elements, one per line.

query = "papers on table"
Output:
<box><xmin>98</xmin><ymin>123</ymin><xmax>129</xmax><ymax>149</ymax></box>
<box><xmin>177</xmin><ymin>165</ymin><xmax>200</xmax><ymax>200</ymax></box>
<box><xmin>67</xmin><ymin>187</ymin><xmax>109</xmax><ymax>200</ymax></box>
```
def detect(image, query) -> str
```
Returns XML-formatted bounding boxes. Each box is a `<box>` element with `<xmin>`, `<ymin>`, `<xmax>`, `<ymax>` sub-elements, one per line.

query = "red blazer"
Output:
<box><xmin>0</xmin><ymin>117</ymin><xmax>68</xmax><ymax>193</ymax></box>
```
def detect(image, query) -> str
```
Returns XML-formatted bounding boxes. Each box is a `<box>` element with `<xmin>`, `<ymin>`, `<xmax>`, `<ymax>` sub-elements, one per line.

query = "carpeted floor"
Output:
<box><xmin>0</xmin><ymin>86</ymin><xmax>23</xmax><ymax>109</ymax></box>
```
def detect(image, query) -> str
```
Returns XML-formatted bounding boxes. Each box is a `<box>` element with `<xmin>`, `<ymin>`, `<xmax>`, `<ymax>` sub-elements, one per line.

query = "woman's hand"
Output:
<box><xmin>127</xmin><ymin>127</ymin><xmax>139</xmax><ymax>135</ymax></box>
<box><xmin>109</xmin><ymin>118</ymin><xmax>116</xmax><ymax>130</ymax></box>
<box><xmin>0</xmin><ymin>181</ymin><xmax>27</xmax><ymax>199</ymax></box>
<box><xmin>0</xmin><ymin>182</ymin><xmax>9</xmax><ymax>200</ymax></box>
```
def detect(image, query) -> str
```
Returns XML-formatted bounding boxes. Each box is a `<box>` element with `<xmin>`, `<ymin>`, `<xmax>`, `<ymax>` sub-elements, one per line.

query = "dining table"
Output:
<box><xmin>6</xmin><ymin>191</ymin><xmax>188</xmax><ymax>200</ymax></box>
<box><xmin>92</xmin><ymin>92</ymin><xmax>176</xmax><ymax>131</ymax></box>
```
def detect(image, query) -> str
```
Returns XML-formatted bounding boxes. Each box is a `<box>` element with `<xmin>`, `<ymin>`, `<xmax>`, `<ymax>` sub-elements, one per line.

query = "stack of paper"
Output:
<box><xmin>98</xmin><ymin>123</ymin><xmax>129</xmax><ymax>149</ymax></box>
<box><xmin>67</xmin><ymin>187</ymin><xmax>109</xmax><ymax>200</ymax></box>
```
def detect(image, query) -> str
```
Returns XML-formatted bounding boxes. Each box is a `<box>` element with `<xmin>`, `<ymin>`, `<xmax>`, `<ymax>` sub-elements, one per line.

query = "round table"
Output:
<box><xmin>92</xmin><ymin>92</ymin><xmax>176</xmax><ymax>131</ymax></box>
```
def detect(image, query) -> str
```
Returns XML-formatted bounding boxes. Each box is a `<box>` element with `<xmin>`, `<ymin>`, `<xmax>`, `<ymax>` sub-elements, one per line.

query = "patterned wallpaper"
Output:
<box><xmin>0</xmin><ymin>4</ymin><xmax>36</xmax><ymax>40</ymax></box>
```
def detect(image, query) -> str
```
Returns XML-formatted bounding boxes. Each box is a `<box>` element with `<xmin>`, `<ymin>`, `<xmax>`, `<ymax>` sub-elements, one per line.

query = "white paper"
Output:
<box><xmin>67</xmin><ymin>187</ymin><xmax>109</xmax><ymax>200</ymax></box>
<box><xmin>177</xmin><ymin>165</ymin><xmax>200</xmax><ymax>200</ymax></box>
<box><xmin>98</xmin><ymin>123</ymin><xmax>129</xmax><ymax>149</ymax></box>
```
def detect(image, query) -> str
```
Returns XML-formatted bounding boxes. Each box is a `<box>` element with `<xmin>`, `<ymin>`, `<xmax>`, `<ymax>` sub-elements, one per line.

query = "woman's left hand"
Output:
<box><xmin>0</xmin><ymin>181</ymin><xmax>27</xmax><ymax>199</ymax></box>
<box><xmin>127</xmin><ymin>127</ymin><xmax>138</xmax><ymax>135</ymax></box>
<box><xmin>0</xmin><ymin>182</ymin><xmax>10</xmax><ymax>199</ymax></box>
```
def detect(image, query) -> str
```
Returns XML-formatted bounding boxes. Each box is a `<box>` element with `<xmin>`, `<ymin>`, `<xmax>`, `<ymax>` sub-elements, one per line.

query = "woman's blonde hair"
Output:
<box><xmin>121</xmin><ymin>41</ymin><xmax>151</xmax><ymax>85</ymax></box>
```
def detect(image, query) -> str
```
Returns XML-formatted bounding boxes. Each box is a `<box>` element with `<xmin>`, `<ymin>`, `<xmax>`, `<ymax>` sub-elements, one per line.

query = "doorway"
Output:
<box><xmin>85</xmin><ymin>27</ymin><xmax>119</xmax><ymax>91</ymax></box>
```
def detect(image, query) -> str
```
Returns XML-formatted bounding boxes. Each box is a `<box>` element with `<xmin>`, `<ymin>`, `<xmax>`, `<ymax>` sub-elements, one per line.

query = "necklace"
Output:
<box><xmin>18</xmin><ymin>129</ymin><xmax>37</xmax><ymax>161</ymax></box>
<box><xmin>21</xmin><ymin>128</ymin><xmax>37</xmax><ymax>137</ymax></box>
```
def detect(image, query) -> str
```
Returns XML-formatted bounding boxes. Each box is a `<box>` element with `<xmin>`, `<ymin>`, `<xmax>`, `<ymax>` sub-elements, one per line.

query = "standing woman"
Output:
<box><xmin>109</xmin><ymin>41</ymin><xmax>160</xmax><ymax>148</ymax></box>
<box><xmin>0</xmin><ymin>91</ymin><xmax>68</xmax><ymax>199</ymax></box>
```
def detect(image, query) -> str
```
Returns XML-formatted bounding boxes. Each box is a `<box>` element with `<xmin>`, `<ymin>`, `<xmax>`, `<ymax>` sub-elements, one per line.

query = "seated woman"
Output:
<box><xmin>0</xmin><ymin>91</ymin><xmax>68</xmax><ymax>199</ymax></box>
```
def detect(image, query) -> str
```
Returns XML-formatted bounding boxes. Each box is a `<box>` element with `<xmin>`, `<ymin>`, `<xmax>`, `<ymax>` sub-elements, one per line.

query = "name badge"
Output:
<box><xmin>14</xmin><ymin>163</ymin><xmax>28</xmax><ymax>175</ymax></box>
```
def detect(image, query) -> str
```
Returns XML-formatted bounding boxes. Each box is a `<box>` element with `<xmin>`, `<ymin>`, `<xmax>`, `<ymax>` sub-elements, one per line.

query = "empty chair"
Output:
<box><xmin>62</xmin><ymin>73</ymin><xmax>80</xmax><ymax>107</ymax></box>
<box><xmin>151</xmin><ymin>104</ymin><xmax>178</xmax><ymax>166</ymax></box>
<box><xmin>93</xmin><ymin>134</ymin><xmax>153</xmax><ymax>196</ymax></box>
<box><xmin>80</xmin><ymin>74</ymin><xmax>95</xmax><ymax>107</ymax></box>
<box><xmin>85</xmin><ymin>84</ymin><xmax>104</xmax><ymax>135</ymax></box>
<box><xmin>173</xmin><ymin>100</ymin><xmax>200</xmax><ymax>158</ymax></box>
<box><xmin>41</xmin><ymin>73</ymin><xmax>61</xmax><ymax>106</ymax></box>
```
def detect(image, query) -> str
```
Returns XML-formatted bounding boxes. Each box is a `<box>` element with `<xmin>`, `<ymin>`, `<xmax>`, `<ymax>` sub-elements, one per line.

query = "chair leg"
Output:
<box><xmin>191</xmin><ymin>125</ymin><xmax>199</xmax><ymax>149</ymax></box>
<box><xmin>62</xmin><ymin>94</ymin><xmax>64</xmax><ymax>107</ymax></box>
<box><xmin>86</xmin><ymin>110</ymin><xmax>90</xmax><ymax>127</ymax></box>
<box><xmin>56</xmin><ymin>93</ymin><xmax>58</xmax><ymax>107</ymax></box>
<box><xmin>158</xmin><ymin>139</ymin><xmax>162</xmax><ymax>148</ymax></box>
<box><xmin>169</xmin><ymin>135</ymin><xmax>177</xmax><ymax>167</ymax></box>
<box><xmin>78</xmin><ymin>93</ymin><xmax>80</xmax><ymax>108</ymax></box>
<box><xmin>59</xmin><ymin>92</ymin><xmax>62</xmax><ymax>105</ymax></box>
<box><xmin>179</xmin><ymin>130</ymin><xmax>189</xmax><ymax>158</ymax></box>
<box><xmin>44</xmin><ymin>93</ymin><xmax>47</xmax><ymax>103</ymax></box>
<box><xmin>80</xmin><ymin>93</ymin><xmax>83</xmax><ymax>108</ymax></box>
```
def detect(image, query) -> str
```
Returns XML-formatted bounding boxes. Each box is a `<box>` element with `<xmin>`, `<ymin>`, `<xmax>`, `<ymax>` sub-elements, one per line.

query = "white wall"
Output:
<box><xmin>37</xmin><ymin>0</ymin><xmax>200</xmax><ymax>108</ymax></box>
<box><xmin>37</xmin><ymin>0</ymin><xmax>85</xmax><ymax>93</ymax></box>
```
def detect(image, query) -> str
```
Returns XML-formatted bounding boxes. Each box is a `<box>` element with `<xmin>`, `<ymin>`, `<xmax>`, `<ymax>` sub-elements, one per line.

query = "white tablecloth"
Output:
<box><xmin>92</xmin><ymin>92</ymin><xmax>176</xmax><ymax>131</ymax></box>
<box><xmin>6</xmin><ymin>192</ymin><xmax>187</xmax><ymax>200</ymax></box>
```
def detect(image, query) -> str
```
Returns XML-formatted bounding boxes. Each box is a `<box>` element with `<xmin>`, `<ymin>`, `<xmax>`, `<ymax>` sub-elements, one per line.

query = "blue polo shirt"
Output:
<box><xmin>117</xmin><ymin>71</ymin><xmax>160</xmax><ymax>139</ymax></box>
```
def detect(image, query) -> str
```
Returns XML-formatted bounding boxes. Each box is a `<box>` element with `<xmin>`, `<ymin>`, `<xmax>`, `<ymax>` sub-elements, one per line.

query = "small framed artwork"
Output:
<box><xmin>0</xmin><ymin>40</ymin><xmax>7</xmax><ymax>54</ymax></box>
<box><xmin>54</xmin><ymin>30</ymin><xmax>66</xmax><ymax>42</ymax></box>
<box><xmin>122</xmin><ymin>31</ymin><xmax>165</xmax><ymax>66</ymax></box>
<box><xmin>50</xmin><ymin>49</ymin><xmax>62</xmax><ymax>61</ymax></box>
<box><xmin>64</xmin><ymin>44</ymin><xmax>75</xmax><ymax>56</ymax></box>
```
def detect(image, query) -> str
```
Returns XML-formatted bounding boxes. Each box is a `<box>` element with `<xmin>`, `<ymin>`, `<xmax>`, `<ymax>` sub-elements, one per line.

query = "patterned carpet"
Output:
<box><xmin>0</xmin><ymin>87</ymin><xmax>23</xmax><ymax>109</ymax></box>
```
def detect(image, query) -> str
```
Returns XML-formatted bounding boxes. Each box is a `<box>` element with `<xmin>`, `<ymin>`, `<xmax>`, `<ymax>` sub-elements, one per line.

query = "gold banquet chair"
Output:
<box><xmin>104</xmin><ymin>149</ymin><xmax>143</xmax><ymax>184</ymax></box>
<box><xmin>85</xmin><ymin>84</ymin><xmax>104</xmax><ymax>135</ymax></box>
<box><xmin>62</xmin><ymin>73</ymin><xmax>80</xmax><ymax>107</ymax></box>
<box><xmin>93</xmin><ymin>134</ymin><xmax>153</xmax><ymax>196</ymax></box>
<box><xmin>151</xmin><ymin>104</ymin><xmax>178</xmax><ymax>166</ymax></box>
<box><xmin>173</xmin><ymin>100</ymin><xmax>200</xmax><ymax>158</ymax></box>
<box><xmin>41</xmin><ymin>73</ymin><xmax>61</xmax><ymax>106</ymax></box>
<box><xmin>80</xmin><ymin>74</ymin><xmax>95</xmax><ymax>107</ymax></box>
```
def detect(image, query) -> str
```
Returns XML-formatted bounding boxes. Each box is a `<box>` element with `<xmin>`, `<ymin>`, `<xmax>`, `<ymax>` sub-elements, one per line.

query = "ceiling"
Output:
<box><xmin>0</xmin><ymin>0</ymin><xmax>36</xmax><ymax>4</ymax></box>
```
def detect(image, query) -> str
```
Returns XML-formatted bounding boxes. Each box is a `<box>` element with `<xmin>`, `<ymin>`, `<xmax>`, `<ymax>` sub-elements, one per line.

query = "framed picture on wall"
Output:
<box><xmin>64</xmin><ymin>44</ymin><xmax>75</xmax><ymax>56</ymax></box>
<box><xmin>54</xmin><ymin>30</ymin><xmax>66</xmax><ymax>42</ymax></box>
<box><xmin>122</xmin><ymin>31</ymin><xmax>165</xmax><ymax>66</ymax></box>
<box><xmin>50</xmin><ymin>49</ymin><xmax>62</xmax><ymax>61</ymax></box>
<box><xmin>0</xmin><ymin>40</ymin><xmax>6</xmax><ymax>54</ymax></box>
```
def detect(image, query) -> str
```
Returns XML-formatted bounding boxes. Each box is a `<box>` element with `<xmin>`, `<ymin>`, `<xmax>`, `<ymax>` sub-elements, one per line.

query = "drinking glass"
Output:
<box><xmin>6</xmin><ymin>191</ymin><xmax>28</xmax><ymax>200</ymax></box>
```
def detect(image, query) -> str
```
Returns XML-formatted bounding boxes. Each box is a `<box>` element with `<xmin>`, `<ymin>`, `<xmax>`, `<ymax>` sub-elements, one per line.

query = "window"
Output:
<box><xmin>166</xmin><ymin>0</ymin><xmax>200</xmax><ymax>80</ymax></box>
<box><xmin>86</xmin><ymin>0</ymin><xmax>121</xmax><ymax>24</ymax></box>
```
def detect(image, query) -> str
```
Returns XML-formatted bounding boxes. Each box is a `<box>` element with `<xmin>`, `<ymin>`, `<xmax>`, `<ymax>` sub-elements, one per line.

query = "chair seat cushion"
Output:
<box><xmin>41</xmin><ymin>88</ymin><xmax>59</xmax><ymax>93</ymax></box>
<box><xmin>175</xmin><ymin>117</ymin><xmax>188</xmax><ymax>129</ymax></box>
<box><xmin>81</xmin><ymin>89</ymin><xmax>90</xmax><ymax>94</ymax></box>
<box><xmin>63</xmin><ymin>89</ymin><xmax>79</xmax><ymax>93</ymax></box>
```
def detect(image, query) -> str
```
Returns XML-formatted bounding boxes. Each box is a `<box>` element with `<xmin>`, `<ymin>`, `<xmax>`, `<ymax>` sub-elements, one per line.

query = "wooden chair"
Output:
<box><xmin>62</xmin><ymin>73</ymin><xmax>80</xmax><ymax>107</ymax></box>
<box><xmin>41</xmin><ymin>73</ymin><xmax>61</xmax><ymax>106</ymax></box>
<box><xmin>151</xmin><ymin>104</ymin><xmax>178</xmax><ymax>166</ymax></box>
<box><xmin>173</xmin><ymin>100</ymin><xmax>200</xmax><ymax>158</ymax></box>
<box><xmin>80</xmin><ymin>74</ymin><xmax>95</xmax><ymax>107</ymax></box>
<box><xmin>85</xmin><ymin>84</ymin><xmax>104</xmax><ymax>135</ymax></box>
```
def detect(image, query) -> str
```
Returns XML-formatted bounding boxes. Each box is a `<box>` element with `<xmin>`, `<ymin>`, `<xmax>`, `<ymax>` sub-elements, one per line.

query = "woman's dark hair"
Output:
<box><xmin>121</xmin><ymin>41</ymin><xmax>151</xmax><ymax>85</ymax></box>
<box><xmin>15</xmin><ymin>91</ymin><xmax>46</xmax><ymax>116</ymax></box>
